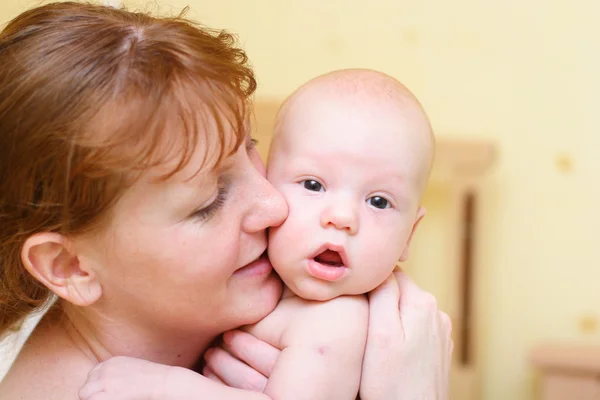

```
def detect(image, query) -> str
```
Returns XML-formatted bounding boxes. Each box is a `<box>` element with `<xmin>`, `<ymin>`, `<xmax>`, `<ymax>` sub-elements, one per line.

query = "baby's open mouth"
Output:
<box><xmin>314</xmin><ymin>250</ymin><xmax>344</xmax><ymax>267</ymax></box>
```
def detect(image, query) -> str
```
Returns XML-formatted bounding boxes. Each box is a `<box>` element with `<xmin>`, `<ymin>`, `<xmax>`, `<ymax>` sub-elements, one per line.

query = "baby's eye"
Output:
<box><xmin>367</xmin><ymin>196</ymin><xmax>390</xmax><ymax>209</ymax></box>
<box><xmin>302</xmin><ymin>180</ymin><xmax>324</xmax><ymax>192</ymax></box>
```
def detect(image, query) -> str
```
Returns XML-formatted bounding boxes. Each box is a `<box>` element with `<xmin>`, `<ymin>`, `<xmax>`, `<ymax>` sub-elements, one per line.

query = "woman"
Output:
<box><xmin>0</xmin><ymin>2</ymin><xmax>451</xmax><ymax>399</ymax></box>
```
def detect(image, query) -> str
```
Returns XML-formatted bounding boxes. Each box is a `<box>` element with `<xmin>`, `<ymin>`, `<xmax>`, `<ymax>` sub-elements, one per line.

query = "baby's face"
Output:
<box><xmin>267</xmin><ymin>97</ymin><xmax>426</xmax><ymax>301</ymax></box>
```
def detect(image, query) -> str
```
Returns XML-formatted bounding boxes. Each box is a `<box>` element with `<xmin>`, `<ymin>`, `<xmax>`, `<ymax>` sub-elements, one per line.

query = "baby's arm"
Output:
<box><xmin>79</xmin><ymin>356</ymin><xmax>271</xmax><ymax>400</ymax></box>
<box><xmin>261</xmin><ymin>294</ymin><xmax>369</xmax><ymax>400</ymax></box>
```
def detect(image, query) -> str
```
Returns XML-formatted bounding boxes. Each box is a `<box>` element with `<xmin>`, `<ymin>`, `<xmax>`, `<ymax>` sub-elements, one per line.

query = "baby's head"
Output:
<box><xmin>267</xmin><ymin>69</ymin><xmax>434</xmax><ymax>301</ymax></box>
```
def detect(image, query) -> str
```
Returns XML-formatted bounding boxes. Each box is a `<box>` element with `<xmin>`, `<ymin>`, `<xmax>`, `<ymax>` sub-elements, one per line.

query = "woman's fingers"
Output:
<box><xmin>201</xmin><ymin>365</ymin><xmax>225</xmax><ymax>385</ymax></box>
<box><xmin>222</xmin><ymin>329</ymin><xmax>279</xmax><ymax>378</ymax></box>
<box><xmin>366</xmin><ymin>273</ymin><xmax>404</xmax><ymax>342</ymax></box>
<box><xmin>203</xmin><ymin>344</ymin><xmax>268</xmax><ymax>392</ymax></box>
<box><xmin>360</xmin><ymin>270</ymin><xmax>453</xmax><ymax>400</ymax></box>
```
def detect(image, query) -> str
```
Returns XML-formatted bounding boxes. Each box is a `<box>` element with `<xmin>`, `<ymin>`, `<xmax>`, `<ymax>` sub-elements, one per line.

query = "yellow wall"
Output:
<box><xmin>119</xmin><ymin>2</ymin><xmax>597</xmax><ymax>399</ymax></box>
<box><xmin>0</xmin><ymin>0</ymin><xmax>38</xmax><ymax>23</ymax></box>
<box><xmin>0</xmin><ymin>0</ymin><xmax>108</xmax><ymax>25</ymax></box>
<box><xmin>3</xmin><ymin>1</ymin><xmax>600</xmax><ymax>399</ymax></box>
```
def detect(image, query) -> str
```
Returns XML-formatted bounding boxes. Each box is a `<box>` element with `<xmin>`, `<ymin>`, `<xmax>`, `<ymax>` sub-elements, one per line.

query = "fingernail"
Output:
<box><xmin>222</xmin><ymin>331</ymin><xmax>233</xmax><ymax>344</ymax></box>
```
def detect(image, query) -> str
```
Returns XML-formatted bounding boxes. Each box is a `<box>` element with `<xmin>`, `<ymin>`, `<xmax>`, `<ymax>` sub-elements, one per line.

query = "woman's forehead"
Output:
<box><xmin>146</xmin><ymin>126</ymin><xmax>241</xmax><ymax>182</ymax></box>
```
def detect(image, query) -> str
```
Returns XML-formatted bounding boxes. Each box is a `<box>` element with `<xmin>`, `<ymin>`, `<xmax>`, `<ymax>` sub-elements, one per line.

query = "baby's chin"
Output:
<box><xmin>296</xmin><ymin>290</ymin><xmax>340</xmax><ymax>302</ymax></box>
<box><xmin>285</xmin><ymin>279</ymin><xmax>362</xmax><ymax>302</ymax></box>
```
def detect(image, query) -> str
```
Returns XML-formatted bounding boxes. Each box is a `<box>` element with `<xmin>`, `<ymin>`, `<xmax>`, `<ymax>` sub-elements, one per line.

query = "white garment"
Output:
<box><xmin>0</xmin><ymin>299</ymin><xmax>54</xmax><ymax>382</ymax></box>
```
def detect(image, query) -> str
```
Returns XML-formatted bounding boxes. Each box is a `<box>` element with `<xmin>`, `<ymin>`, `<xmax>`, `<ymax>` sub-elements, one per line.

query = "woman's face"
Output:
<box><xmin>79</xmin><ymin>132</ymin><xmax>288</xmax><ymax>339</ymax></box>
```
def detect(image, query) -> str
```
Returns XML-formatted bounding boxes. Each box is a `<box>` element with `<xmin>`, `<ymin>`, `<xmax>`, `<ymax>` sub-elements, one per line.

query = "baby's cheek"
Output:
<box><xmin>269</xmin><ymin>218</ymin><xmax>301</xmax><ymax>249</ymax></box>
<box><xmin>361</xmin><ymin>240</ymin><xmax>399</xmax><ymax>279</ymax></box>
<box><xmin>267</xmin><ymin>225</ymin><xmax>291</xmax><ymax>260</ymax></box>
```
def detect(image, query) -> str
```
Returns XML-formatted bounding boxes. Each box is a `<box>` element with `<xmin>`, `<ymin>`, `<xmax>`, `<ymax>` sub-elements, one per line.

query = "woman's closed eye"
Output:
<box><xmin>246</xmin><ymin>137</ymin><xmax>258</xmax><ymax>152</ymax></box>
<box><xmin>191</xmin><ymin>185</ymin><xmax>229</xmax><ymax>221</ymax></box>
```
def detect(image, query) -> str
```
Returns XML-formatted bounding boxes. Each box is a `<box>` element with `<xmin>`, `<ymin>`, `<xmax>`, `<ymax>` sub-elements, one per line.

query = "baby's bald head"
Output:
<box><xmin>269</xmin><ymin>69</ymin><xmax>435</xmax><ymax>198</ymax></box>
<box><xmin>265</xmin><ymin>70</ymin><xmax>435</xmax><ymax>298</ymax></box>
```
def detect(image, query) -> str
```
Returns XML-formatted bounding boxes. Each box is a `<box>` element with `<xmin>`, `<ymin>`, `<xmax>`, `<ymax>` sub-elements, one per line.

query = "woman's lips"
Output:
<box><xmin>234</xmin><ymin>252</ymin><xmax>273</xmax><ymax>278</ymax></box>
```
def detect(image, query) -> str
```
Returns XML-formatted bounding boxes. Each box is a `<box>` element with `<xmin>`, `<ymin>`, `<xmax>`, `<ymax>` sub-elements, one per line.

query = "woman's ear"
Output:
<box><xmin>21</xmin><ymin>232</ymin><xmax>102</xmax><ymax>306</ymax></box>
<box><xmin>398</xmin><ymin>206</ymin><xmax>426</xmax><ymax>262</ymax></box>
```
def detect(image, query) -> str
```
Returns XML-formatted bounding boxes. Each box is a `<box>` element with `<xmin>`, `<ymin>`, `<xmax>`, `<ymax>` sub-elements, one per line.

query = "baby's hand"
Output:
<box><xmin>79</xmin><ymin>356</ymin><xmax>173</xmax><ymax>400</ymax></box>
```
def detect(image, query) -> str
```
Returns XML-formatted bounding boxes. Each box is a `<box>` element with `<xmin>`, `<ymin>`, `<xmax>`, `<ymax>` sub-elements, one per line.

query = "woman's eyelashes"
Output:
<box><xmin>191</xmin><ymin>185</ymin><xmax>229</xmax><ymax>221</ymax></box>
<box><xmin>246</xmin><ymin>137</ymin><xmax>258</xmax><ymax>152</ymax></box>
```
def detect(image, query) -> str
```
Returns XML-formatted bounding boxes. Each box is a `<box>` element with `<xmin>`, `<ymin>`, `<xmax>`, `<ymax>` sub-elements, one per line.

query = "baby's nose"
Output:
<box><xmin>320</xmin><ymin>200</ymin><xmax>359</xmax><ymax>235</ymax></box>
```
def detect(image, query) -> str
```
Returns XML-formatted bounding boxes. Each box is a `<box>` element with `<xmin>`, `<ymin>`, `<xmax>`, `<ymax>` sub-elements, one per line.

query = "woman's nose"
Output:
<box><xmin>242</xmin><ymin>151</ymin><xmax>288</xmax><ymax>233</ymax></box>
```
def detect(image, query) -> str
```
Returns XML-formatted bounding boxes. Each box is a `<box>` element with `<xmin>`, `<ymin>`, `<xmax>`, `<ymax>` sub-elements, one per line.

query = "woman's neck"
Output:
<box><xmin>57</xmin><ymin>301</ymin><xmax>217</xmax><ymax>369</ymax></box>
<box><xmin>1</xmin><ymin>303</ymin><xmax>217</xmax><ymax>400</ymax></box>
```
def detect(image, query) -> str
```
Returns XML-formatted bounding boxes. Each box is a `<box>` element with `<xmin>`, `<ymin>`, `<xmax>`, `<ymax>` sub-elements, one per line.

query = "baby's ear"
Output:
<box><xmin>398</xmin><ymin>206</ymin><xmax>426</xmax><ymax>262</ymax></box>
<box><xmin>21</xmin><ymin>233</ymin><xmax>102</xmax><ymax>306</ymax></box>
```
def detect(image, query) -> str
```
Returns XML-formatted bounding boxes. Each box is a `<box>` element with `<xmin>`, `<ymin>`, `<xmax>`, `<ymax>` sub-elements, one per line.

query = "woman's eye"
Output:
<box><xmin>246</xmin><ymin>137</ymin><xmax>258</xmax><ymax>152</ymax></box>
<box><xmin>367</xmin><ymin>196</ymin><xmax>390</xmax><ymax>209</ymax></box>
<box><xmin>191</xmin><ymin>186</ymin><xmax>228</xmax><ymax>221</ymax></box>
<box><xmin>302</xmin><ymin>180</ymin><xmax>324</xmax><ymax>192</ymax></box>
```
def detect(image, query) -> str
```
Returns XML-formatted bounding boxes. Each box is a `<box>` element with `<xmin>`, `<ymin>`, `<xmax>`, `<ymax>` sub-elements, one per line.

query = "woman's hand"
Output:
<box><xmin>202</xmin><ymin>329</ymin><xmax>280</xmax><ymax>392</ymax></box>
<box><xmin>359</xmin><ymin>270</ymin><xmax>453</xmax><ymax>400</ymax></box>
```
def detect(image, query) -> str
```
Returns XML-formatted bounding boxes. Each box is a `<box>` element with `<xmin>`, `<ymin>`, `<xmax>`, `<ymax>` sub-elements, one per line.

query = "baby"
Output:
<box><xmin>80</xmin><ymin>68</ymin><xmax>435</xmax><ymax>400</ymax></box>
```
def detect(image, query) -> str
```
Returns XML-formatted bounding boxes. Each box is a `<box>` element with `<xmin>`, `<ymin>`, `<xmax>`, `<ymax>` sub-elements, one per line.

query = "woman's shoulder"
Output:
<box><xmin>0</xmin><ymin>316</ymin><xmax>95</xmax><ymax>400</ymax></box>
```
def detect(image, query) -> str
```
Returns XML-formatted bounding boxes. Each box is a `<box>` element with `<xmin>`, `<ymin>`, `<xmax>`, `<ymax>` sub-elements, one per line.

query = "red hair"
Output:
<box><xmin>0</xmin><ymin>1</ymin><xmax>256</xmax><ymax>334</ymax></box>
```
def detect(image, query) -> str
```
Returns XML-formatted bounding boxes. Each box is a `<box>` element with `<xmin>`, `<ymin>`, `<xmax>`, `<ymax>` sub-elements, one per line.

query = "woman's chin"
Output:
<box><xmin>236</xmin><ymin>275</ymin><xmax>283</xmax><ymax>326</ymax></box>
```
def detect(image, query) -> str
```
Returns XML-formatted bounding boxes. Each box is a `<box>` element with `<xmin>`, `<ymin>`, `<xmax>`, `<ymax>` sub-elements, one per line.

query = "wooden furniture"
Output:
<box><xmin>424</xmin><ymin>139</ymin><xmax>495</xmax><ymax>400</ymax></box>
<box><xmin>532</xmin><ymin>345</ymin><xmax>600</xmax><ymax>400</ymax></box>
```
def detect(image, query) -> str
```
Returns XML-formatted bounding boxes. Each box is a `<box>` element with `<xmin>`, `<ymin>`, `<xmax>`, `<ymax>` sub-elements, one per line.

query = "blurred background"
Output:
<box><xmin>1</xmin><ymin>1</ymin><xmax>599</xmax><ymax>399</ymax></box>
